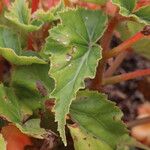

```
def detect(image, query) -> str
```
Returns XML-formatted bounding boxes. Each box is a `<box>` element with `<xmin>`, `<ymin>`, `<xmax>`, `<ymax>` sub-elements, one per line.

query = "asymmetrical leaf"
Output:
<box><xmin>118</xmin><ymin>21</ymin><xmax>150</xmax><ymax>58</ymax></box>
<box><xmin>0</xmin><ymin>48</ymin><xmax>47</xmax><ymax>65</ymax></box>
<box><xmin>45</xmin><ymin>8</ymin><xmax>107</xmax><ymax>145</ymax></box>
<box><xmin>0</xmin><ymin>84</ymin><xmax>48</xmax><ymax>139</ymax></box>
<box><xmin>0</xmin><ymin>64</ymin><xmax>54</xmax><ymax>126</ymax></box>
<box><xmin>32</xmin><ymin>9</ymin><xmax>56</xmax><ymax>24</ymax></box>
<box><xmin>0</xmin><ymin>27</ymin><xmax>46</xmax><ymax>65</ymax></box>
<box><xmin>116</xmin><ymin>135</ymin><xmax>150</xmax><ymax>150</ymax></box>
<box><xmin>0</xmin><ymin>134</ymin><xmax>6</xmax><ymax>150</ymax></box>
<box><xmin>70</xmin><ymin>90</ymin><xmax>127</xmax><ymax>148</ymax></box>
<box><xmin>11</xmin><ymin>64</ymin><xmax>55</xmax><ymax>110</ymax></box>
<box><xmin>5</xmin><ymin>0</ymin><xmax>39</xmax><ymax>32</ymax></box>
<box><xmin>0</xmin><ymin>26</ymin><xmax>21</xmax><ymax>54</ymax></box>
<box><xmin>68</xmin><ymin>125</ymin><xmax>113</xmax><ymax>150</ymax></box>
<box><xmin>0</xmin><ymin>84</ymin><xmax>22</xmax><ymax>123</ymax></box>
<box><xmin>112</xmin><ymin>0</ymin><xmax>150</xmax><ymax>24</ymax></box>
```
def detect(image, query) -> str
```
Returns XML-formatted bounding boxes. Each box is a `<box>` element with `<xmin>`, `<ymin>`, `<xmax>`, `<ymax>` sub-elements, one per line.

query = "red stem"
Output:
<box><xmin>3</xmin><ymin>0</ymin><xmax>10</xmax><ymax>7</ymax></box>
<box><xmin>31</xmin><ymin>0</ymin><xmax>40</xmax><ymax>13</ymax></box>
<box><xmin>90</xmin><ymin>16</ymin><xmax>119</xmax><ymax>91</ymax></box>
<box><xmin>104</xmin><ymin>49</ymin><xmax>132</xmax><ymax>77</ymax></box>
<box><xmin>103</xmin><ymin>69</ymin><xmax>150</xmax><ymax>85</ymax></box>
<box><xmin>104</xmin><ymin>32</ymin><xmax>144</xmax><ymax>59</ymax></box>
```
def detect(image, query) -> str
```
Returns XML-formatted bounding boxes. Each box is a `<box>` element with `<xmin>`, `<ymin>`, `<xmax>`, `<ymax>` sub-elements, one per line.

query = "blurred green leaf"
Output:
<box><xmin>134</xmin><ymin>5</ymin><xmax>150</xmax><ymax>24</ymax></box>
<box><xmin>70</xmin><ymin>90</ymin><xmax>127</xmax><ymax>148</ymax></box>
<box><xmin>0</xmin><ymin>27</ymin><xmax>46</xmax><ymax>65</ymax></box>
<box><xmin>11</xmin><ymin>64</ymin><xmax>54</xmax><ymax>110</ymax></box>
<box><xmin>0</xmin><ymin>84</ymin><xmax>22</xmax><ymax>123</ymax></box>
<box><xmin>112</xmin><ymin>0</ymin><xmax>136</xmax><ymax>16</ymax></box>
<box><xmin>5</xmin><ymin>0</ymin><xmax>40</xmax><ymax>32</ymax></box>
<box><xmin>0</xmin><ymin>84</ymin><xmax>51</xmax><ymax>139</ymax></box>
<box><xmin>16</xmin><ymin>119</ymin><xmax>47</xmax><ymax>139</ymax></box>
<box><xmin>112</xmin><ymin>0</ymin><xmax>150</xmax><ymax>24</ymax></box>
<box><xmin>68</xmin><ymin>125</ymin><xmax>113</xmax><ymax>150</ymax></box>
<box><xmin>0</xmin><ymin>134</ymin><xmax>6</xmax><ymax>150</ymax></box>
<box><xmin>118</xmin><ymin>21</ymin><xmax>150</xmax><ymax>59</ymax></box>
<box><xmin>32</xmin><ymin>0</ymin><xmax>64</xmax><ymax>24</ymax></box>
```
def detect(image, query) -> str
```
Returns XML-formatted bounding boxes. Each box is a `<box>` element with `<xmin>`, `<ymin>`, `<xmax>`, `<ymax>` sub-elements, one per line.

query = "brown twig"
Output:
<box><xmin>103</xmin><ymin>69</ymin><xmax>150</xmax><ymax>85</ymax></box>
<box><xmin>101</xmin><ymin>16</ymin><xmax>119</xmax><ymax>51</ymax></box>
<box><xmin>104</xmin><ymin>32</ymin><xmax>144</xmax><ymax>59</ymax></box>
<box><xmin>90</xmin><ymin>15</ymin><xmax>120</xmax><ymax>91</ymax></box>
<box><xmin>105</xmin><ymin>25</ymin><xmax>150</xmax><ymax>59</ymax></box>
<box><xmin>127</xmin><ymin>116</ymin><xmax>150</xmax><ymax>128</ymax></box>
<box><xmin>105</xmin><ymin>50</ymin><xmax>131</xmax><ymax>77</ymax></box>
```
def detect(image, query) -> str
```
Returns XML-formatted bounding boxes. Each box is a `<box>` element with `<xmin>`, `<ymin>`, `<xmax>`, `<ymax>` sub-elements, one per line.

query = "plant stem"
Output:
<box><xmin>101</xmin><ymin>16</ymin><xmax>119</xmax><ymax>51</ymax></box>
<box><xmin>104</xmin><ymin>32</ymin><xmax>144</xmax><ymax>59</ymax></box>
<box><xmin>104</xmin><ymin>50</ymin><xmax>131</xmax><ymax>77</ymax></box>
<box><xmin>103</xmin><ymin>69</ymin><xmax>150</xmax><ymax>85</ymax></box>
<box><xmin>127</xmin><ymin>116</ymin><xmax>150</xmax><ymax>128</ymax></box>
<box><xmin>90</xmin><ymin>60</ymin><xmax>104</xmax><ymax>91</ymax></box>
<box><xmin>90</xmin><ymin>16</ymin><xmax>119</xmax><ymax>91</ymax></box>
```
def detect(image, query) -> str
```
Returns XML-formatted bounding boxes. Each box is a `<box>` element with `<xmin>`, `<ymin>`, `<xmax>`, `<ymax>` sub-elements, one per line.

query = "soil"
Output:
<box><xmin>104</xmin><ymin>52</ymin><xmax>150</xmax><ymax>150</ymax></box>
<box><xmin>105</xmin><ymin>53</ymin><xmax>150</xmax><ymax>122</ymax></box>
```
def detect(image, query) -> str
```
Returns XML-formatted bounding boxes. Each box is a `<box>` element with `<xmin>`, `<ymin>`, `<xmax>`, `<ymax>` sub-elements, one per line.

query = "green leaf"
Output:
<box><xmin>112</xmin><ymin>0</ymin><xmax>136</xmax><ymax>16</ymax></box>
<box><xmin>116</xmin><ymin>135</ymin><xmax>150</xmax><ymax>150</ymax></box>
<box><xmin>0</xmin><ymin>26</ymin><xmax>21</xmax><ymax>54</ymax></box>
<box><xmin>0</xmin><ymin>27</ymin><xmax>46</xmax><ymax>65</ymax></box>
<box><xmin>0</xmin><ymin>83</ymin><xmax>49</xmax><ymax>139</ymax></box>
<box><xmin>0</xmin><ymin>48</ymin><xmax>47</xmax><ymax>65</ymax></box>
<box><xmin>45</xmin><ymin>8</ymin><xmax>107</xmax><ymax>145</ymax></box>
<box><xmin>16</xmin><ymin>119</ymin><xmax>47</xmax><ymax>139</ymax></box>
<box><xmin>134</xmin><ymin>5</ymin><xmax>150</xmax><ymax>24</ymax></box>
<box><xmin>5</xmin><ymin>0</ymin><xmax>40</xmax><ymax>32</ymax></box>
<box><xmin>0</xmin><ymin>63</ymin><xmax>55</xmax><ymax>124</ymax></box>
<box><xmin>112</xmin><ymin>0</ymin><xmax>150</xmax><ymax>24</ymax></box>
<box><xmin>0</xmin><ymin>84</ymin><xmax>22</xmax><ymax>123</ymax></box>
<box><xmin>116</xmin><ymin>135</ymin><xmax>135</xmax><ymax>150</ymax></box>
<box><xmin>118</xmin><ymin>21</ymin><xmax>150</xmax><ymax>59</ymax></box>
<box><xmin>0</xmin><ymin>84</ymin><xmax>49</xmax><ymax>139</ymax></box>
<box><xmin>32</xmin><ymin>1</ymin><xmax>64</xmax><ymax>24</ymax></box>
<box><xmin>70</xmin><ymin>90</ymin><xmax>127</xmax><ymax>148</ymax></box>
<box><xmin>0</xmin><ymin>81</ymin><xmax>49</xmax><ymax>140</ymax></box>
<box><xmin>80</xmin><ymin>0</ymin><xmax>107</xmax><ymax>4</ymax></box>
<box><xmin>32</xmin><ymin>9</ymin><xmax>56</xmax><ymax>24</ymax></box>
<box><xmin>0</xmin><ymin>134</ymin><xmax>6</xmax><ymax>150</ymax></box>
<box><xmin>68</xmin><ymin>125</ymin><xmax>113</xmax><ymax>150</ymax></box>
<box><xmin>11</xmin><ymin>64</ymin><xmax>55</xmax><ymax>110</ymax></box>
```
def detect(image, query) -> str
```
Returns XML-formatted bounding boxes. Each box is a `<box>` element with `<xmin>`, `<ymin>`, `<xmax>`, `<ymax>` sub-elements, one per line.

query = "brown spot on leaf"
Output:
<box><xmin>73</xmin><ymin>136</ymin><xmax>78</xmax><ymax>141</ymax></box>
<box><xmin>36</xmin><ymin>81</ymin><xmax>47</xmax><ymax>96</ymax></box>
<box><xmin>3</xmin><ymin>96</ymin><xmax>8</xmax><ymax>102</ymax></box>
<box><xmin>141</xmin><ymin>25</ymin><xmax>150</xmax><ymax>36</ymax></box>
<box><xmin>83</xmin><ymin>137</ymin><xmax>87</xmax><ymax>140</ymax></box>
<box><xmin>44</xmin><ymin>99</ymin><xmax>55</xmax><ymax>110</ymax></box>
<box><xmin>40</xmin><ymin>131</ymin><xmax>59</xmax><ymax>150</ymax></box>
<box><xmin>93</xmin><ymin>136</ymin><xmax>97</xmax><ymax>139</ymax></box>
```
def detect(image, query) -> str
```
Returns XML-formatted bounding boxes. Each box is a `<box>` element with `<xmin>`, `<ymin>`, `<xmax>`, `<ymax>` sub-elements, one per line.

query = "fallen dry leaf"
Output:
<box><xmin>1</xmin><ymin>124</ymin><xmax>32</xmax><ymax>150</ymax></box>
<box><xmin>131</xmin><ymin>103</ymin><xmax>150</xmax><ymax>146</ymax></box>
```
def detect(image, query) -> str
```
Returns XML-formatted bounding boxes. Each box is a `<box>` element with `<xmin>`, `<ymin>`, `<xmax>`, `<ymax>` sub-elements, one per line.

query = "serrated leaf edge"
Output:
<box><xmin>46</xmin><ymin>8</ymin><xmax>108</xmax><ymax>145</ymax></box>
